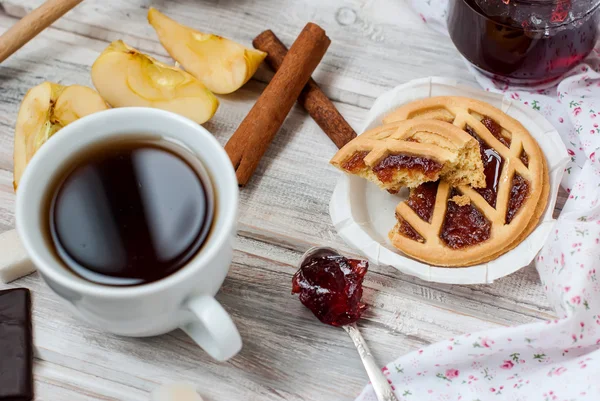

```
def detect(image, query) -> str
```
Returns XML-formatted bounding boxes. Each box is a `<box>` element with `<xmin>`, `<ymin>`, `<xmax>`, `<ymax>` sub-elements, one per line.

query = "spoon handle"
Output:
<box><xmin>343</xmin><ymin>323</ymin><xmax>399</xmax><ymax>401</ymax></box>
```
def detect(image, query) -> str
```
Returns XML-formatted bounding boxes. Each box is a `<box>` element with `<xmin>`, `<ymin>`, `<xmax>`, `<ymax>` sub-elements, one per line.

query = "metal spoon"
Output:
<box><xmin>298</xmin><ymin>247</ymin><xmax>398</xmax><ymax>401</ymax></box>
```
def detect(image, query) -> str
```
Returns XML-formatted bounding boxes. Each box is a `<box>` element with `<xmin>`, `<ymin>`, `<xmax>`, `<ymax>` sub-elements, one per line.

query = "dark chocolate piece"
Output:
<box><xmin>0</xmin><ymin>288</ymin><xmax>33</xmax><ymax>401</ymax></box>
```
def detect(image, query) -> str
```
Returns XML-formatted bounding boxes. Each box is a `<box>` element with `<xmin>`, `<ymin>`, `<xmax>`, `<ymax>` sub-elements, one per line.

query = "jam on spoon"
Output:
<box><xmin>292</xmin><ymin>248</ymin><xmax>399</xmax><ymax>401</ymax></box>
<box><xmin>292</xmin><ymin>248</ymin><xmax>368</xmax><ymax>326</ymax></box>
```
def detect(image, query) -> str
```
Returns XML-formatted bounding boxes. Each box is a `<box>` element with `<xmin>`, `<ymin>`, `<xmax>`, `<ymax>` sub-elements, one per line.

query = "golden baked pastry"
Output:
<box><xmin>330</xmin><ymin>119</ymin><xmax>485</xmax><ymax>193</ymax></box>
<box><xmin>385</xmin><ymin>96</ymin><xmax>549</xmax><ymax>267</ymax></box>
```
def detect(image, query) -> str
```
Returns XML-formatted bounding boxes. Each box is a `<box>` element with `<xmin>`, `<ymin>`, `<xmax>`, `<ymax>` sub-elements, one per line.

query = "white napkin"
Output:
<box><xmin>356</xmin><ymin>2</ymin><xmax>600</xmax><ymax>400</ymax></box>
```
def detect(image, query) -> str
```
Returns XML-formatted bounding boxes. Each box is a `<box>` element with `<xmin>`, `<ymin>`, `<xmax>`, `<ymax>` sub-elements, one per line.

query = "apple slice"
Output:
<box><xmin>13</xmin><ymin>82</ymin><xmax>108</xmax><ymax>190</ymax></box>
<box><xmin>148</xmin><ymin>8</ymin><xmax>266</xmax><ymax>94</ymax></box>
<box><xmin>91</xmin><ymin>40</ymin><xmax>219</xmax><ymax>124</ymax></box>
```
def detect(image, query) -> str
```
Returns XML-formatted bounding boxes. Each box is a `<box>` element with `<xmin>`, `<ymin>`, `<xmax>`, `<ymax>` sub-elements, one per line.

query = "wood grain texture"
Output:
<box><xmin>0</xmin><ymin>1</ymin><xmax>565</xmax><ymax>400</ymax></box>
<box><xmin>0</xmin><ymin>0</ymin><xmax>83</xmax><ymax>62</ymax></box>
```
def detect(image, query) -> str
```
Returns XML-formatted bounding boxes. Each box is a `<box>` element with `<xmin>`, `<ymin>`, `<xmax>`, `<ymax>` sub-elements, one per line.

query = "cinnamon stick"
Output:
<box><xmin>225</xmin><ymin>23</ymin><xmax>331</xmax><ymax>186</ymax></box>
<box><xmin>253</xmin><ymin>30</ymin><xmax>357</xmax><ymax>149</ymax></box>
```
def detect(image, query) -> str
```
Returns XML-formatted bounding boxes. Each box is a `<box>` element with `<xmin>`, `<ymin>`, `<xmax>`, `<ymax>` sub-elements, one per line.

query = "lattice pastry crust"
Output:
<box><xmin>385</xmin><ymin>97</ymin><xmax>549</xmax><ymax>267</ymax></box>
<box><xmin>330</xmin><ymin>119</ymin><xmax>486</xmax><ymax>192</ymax></box>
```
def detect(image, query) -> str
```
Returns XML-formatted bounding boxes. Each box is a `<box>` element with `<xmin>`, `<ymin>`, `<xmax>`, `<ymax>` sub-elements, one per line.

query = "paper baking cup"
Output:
<box><xmin>329</xmin><ymin>77</ymin><xmax>569</xmax><ymax>284</ymax></box>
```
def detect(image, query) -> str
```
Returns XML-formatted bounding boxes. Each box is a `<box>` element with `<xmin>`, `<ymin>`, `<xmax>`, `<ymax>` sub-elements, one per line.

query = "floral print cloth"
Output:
<box><xmin>356</xmin><ymin>2</ymin><xmax>600</xmax><ymax>400</ymax></box>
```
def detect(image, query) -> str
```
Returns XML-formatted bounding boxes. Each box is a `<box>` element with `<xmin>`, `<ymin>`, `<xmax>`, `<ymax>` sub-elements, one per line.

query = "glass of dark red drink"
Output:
<box><xmin>448</xmin><ymin>0</ymin><xmax>600</xmax><ymax>85</ymax></box>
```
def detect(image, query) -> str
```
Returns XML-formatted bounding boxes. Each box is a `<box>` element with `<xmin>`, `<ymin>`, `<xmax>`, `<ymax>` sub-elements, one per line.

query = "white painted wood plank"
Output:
<box><xmin>0</xmin><ymin>169</ymin><xmax>15</xmax><ymax>231</ymax></box>
<box><xmin>35</xmin><ymin>359</ymin><xmax>148</xmax><ymax>401</ymax></box>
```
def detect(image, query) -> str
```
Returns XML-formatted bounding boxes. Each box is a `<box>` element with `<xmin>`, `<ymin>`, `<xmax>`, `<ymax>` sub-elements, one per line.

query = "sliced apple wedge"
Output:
<box><xmin>91</xmin><ymin>40</ymin><xmax>219</xmax><ymax>124</ymax></box>
<box><xmin>13</xmin><ymin>82</ymin><xmax>108</xmax><ymax>190</ymax></box>
<box><xmin>148</xmin><ymin>8</ymin><xmax>266</xmax><ymax>94</ymax></box>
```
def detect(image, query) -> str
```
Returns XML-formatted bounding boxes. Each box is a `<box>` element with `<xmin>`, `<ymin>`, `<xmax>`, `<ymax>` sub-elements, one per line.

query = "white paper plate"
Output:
<box><xmin>329</xmin><ymin>77</ymin><xmax>569</xmax><ymax>284</ymax></box>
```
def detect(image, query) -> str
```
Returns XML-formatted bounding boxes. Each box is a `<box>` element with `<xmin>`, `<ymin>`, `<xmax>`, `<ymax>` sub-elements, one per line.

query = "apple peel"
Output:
<box><xmin>13</xmin><ymin>82</ymin><xmax>108</xmax><ymax>190</ymax></box>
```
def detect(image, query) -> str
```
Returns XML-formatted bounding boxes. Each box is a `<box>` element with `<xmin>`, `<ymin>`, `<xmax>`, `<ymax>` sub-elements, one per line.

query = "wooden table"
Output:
<box><xmin>0</xmin><ymin>1</ymin><xmax>563</xmax><ymax>400</ymax></box>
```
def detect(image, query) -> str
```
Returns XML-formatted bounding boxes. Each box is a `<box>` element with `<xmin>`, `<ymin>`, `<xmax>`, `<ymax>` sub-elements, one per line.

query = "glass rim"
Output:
<box><xmin>459</xmin><ymin>0</ymin><xmax>600</xmax><ymax>31</ymax></box>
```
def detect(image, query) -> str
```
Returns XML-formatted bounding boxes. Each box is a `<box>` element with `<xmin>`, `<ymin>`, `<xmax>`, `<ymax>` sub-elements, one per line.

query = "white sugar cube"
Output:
<box><xmin>0</xmin><ymin>229</ymin><xmax>36</xmax><ymax>283</ymax></box>
<box><xmin>150</xmin><ymin>383</ymin><xmax>204</xmax><ymax>401</ymax></box>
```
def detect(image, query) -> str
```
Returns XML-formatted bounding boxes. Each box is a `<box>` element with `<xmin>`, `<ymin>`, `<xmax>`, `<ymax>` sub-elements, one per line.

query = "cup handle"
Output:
<box><xmin>180</xmin><ymin>295</ymin><xmax>242</xmax><ymax>361</ymax></box>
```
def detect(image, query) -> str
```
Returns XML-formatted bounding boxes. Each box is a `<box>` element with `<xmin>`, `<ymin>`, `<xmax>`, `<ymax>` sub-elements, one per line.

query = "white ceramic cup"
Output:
<box><xmin>16</xmin><ymin>107</ymin><xmax>242</xmax><ymax>361</ymax></box>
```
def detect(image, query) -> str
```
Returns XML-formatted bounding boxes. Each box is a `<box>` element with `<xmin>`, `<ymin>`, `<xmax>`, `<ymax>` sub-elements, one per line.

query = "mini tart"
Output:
<box><xmin>330</xmin><ymin>119</ymin><xmax>485</xmax><ymax>193</ymax></box>
<box><xmin>386</xmin><ymin>96</ymin><xmax>549</xmax><ymax>267</ymax></box>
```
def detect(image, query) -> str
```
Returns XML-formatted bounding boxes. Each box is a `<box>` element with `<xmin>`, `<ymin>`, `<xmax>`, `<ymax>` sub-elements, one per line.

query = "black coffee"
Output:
<box><xmin>46</xmin><ymin>139</ymin><xmax>213</xmax><ymax>286</ymax></box>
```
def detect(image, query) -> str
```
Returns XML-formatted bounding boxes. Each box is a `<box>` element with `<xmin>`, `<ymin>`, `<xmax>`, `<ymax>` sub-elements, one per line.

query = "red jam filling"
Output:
<box><xmin>292</xmin><ymin>251</ymin><xmax>368</xmax><ymax>327</ymax></box>
<box><xmin>406</xmin><ymin>181</ymin><xmax>439</xmax><ymax>223</ymax></box>
<box><xmin>466</xmin><ymin>125</ymin><xmax>504</xmax><ymax>208</ymax></box>
<box><xmin>342</xmin><ymin>151</ymin><xmax>369</xmax><ymax>173</ymax></box>
<box><xmin>397</xmin><ymin>218</ymin><xmax>424</xmax><ymax>242</ymax></box>
<box><xmin>440</xmin><ymin>189</ymin><xmax>491</xmax><ymax>249</ymax></box>
<box><xmin>520</xmin><ymin>149</ymin><xmax>529</xmax><ymax>167</ymax></box>
<box><xmin>372</xmin><ymin>154</ymin><xmax>442</xmax><ymax>183</ymax></box>
<box><xmin>481</xmin><ymin>116</ymin><xmax>510</xmax><ymax>147</ymax></box>
<box><xmin>506</xmin><ymin>174</ymin><xmax>530</xmax><ymax>224</ymax></box>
